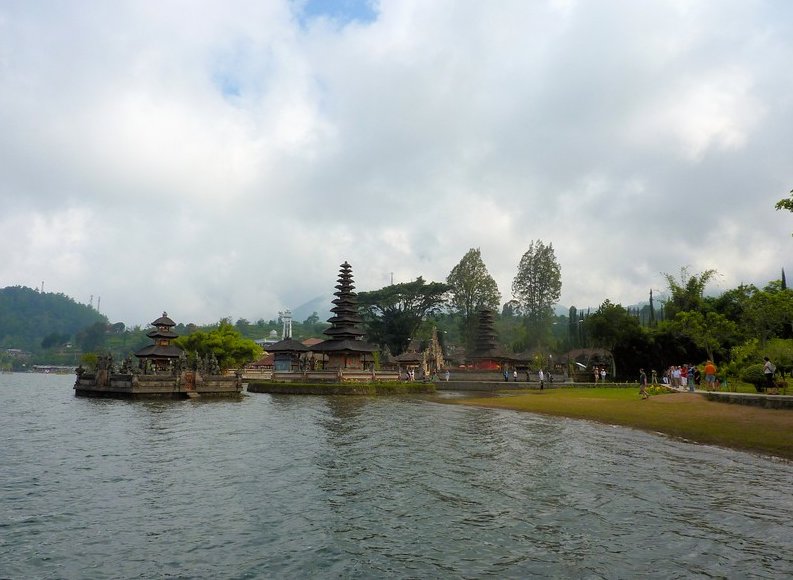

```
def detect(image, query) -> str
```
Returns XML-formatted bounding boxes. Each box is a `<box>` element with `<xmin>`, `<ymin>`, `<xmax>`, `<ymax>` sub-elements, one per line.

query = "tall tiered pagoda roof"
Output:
<box><xmin>313</xmin><ymin>261</ymin><xmax>375</xmax><ymax>354</ymax></box>
<box><xmin>468</xmin><ymin>308</ymin><xmax>510</xmax><ymax>361</ymax></box>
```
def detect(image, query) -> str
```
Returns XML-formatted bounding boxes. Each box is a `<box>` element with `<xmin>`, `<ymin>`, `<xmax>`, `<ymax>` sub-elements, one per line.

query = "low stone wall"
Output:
<box><xmin>266</xmin><ymin>370</ymin><xmax>400</xmax><ymax>383</ymax></box>
<box><xmin>246</xmin><ymin>381</ymin><xmax>435</xmax><ymax>395</ymax></box>
<box><xmin>703</xmin><ymin>391</ymin><xmax>793</xmax><ymax>409</ymax></box>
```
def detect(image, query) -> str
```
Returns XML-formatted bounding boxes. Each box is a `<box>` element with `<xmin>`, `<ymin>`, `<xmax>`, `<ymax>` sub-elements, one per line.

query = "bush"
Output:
<box><xmin>740</xmin><ymin>363</ymin><xmax>766</xmax><ymax>392</ymax></box>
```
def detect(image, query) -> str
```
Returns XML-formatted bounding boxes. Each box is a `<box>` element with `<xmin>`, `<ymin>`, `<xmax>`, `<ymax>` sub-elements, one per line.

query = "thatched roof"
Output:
<box><xmin>263</xmin><ymin>338</ymin><xmax>310</xmax><ymax>353</ymax></box>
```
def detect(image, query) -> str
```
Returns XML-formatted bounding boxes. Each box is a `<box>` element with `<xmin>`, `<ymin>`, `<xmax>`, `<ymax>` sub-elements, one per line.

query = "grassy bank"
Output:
<box><xmin>449</xmin><ymin>388</ymin><xmax>793</xmax><ymax>460</ymax></box>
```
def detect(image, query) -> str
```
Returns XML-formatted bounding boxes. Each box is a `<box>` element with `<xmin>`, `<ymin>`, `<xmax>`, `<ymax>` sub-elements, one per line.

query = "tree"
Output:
<box><xmin>669</xmin><ymin>310</ymin><xmax>738</xmax><ymax>362</ymax></box>
<box><xmin>76</xmin><ymin>321</ymin><xmax>108</xmax><ymax>352</ymax></box>
<box><xmin>358</xmin><ymin>277</ymin><xmax>449</xmax><ymax>355</ymax></box>
<box><xmin>662</xmin><ymin>267</ymin><xmax>718</xmax><ymax>318</ymax></box>
<box><xmin>446</xmin><ymin>248</ymin><xmax>501</xmax><ymax>351</ymax></box>
<box><xmin>775</xmin><ymin>189</ymin><xmax>793</xmax><ymax>232</ymax></box>
<box><xmin>175</xmin><ymin>319</ymin><xmax>262</xmax><ymax>370</ymax></box>
<box><xmin>586</xmin><ymin>301</ymin><xmax>640</xmax><ymax>352</ymax></box>
<box><xmin>41</xmin><ymin>332</ymin><xmax>70</xmax><ymax>349</ymax></box>
<box><xmin>743</xmin><ymin>286</ymin><xmax>793</xmax><ymax>345</ymax></box>
<box><xmin>511</xmin><ymin>240</ymin><xmax>562</xmax><ymax>346</ymax></box>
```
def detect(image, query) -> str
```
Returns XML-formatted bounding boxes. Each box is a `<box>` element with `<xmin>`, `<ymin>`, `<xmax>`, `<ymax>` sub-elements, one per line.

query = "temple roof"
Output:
<box><xmin>311</xmin><ymin>338</ymin><xmax>376</xmax><ymax>353</ymax></box>
<box><xmin>319</xmin><ymin>261</ymin><xmax>375</xmax><ymax>354</ymax></box>
<box><xmin>151</xmin><ymin>312</ymin><xmax>176</xmax><ymax>327</ymax></box>
<box><xmin>263</xmin><ymin>338</ymin><xmax>310</xmax><ymax>353</ymax></box>
<box><xmin>146</xmin><ymin>329</ymin><xmax>178</xmax><ymax>339</ymax></box>
<box><xmin>134</xmin><ymin>344</ymin><xmax>183</xmax><ymax>359</ymax></box>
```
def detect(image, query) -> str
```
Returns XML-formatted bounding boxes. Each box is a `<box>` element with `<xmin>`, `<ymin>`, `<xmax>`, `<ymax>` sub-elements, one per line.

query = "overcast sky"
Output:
<box><xmin>2</xmin><ymin>0</ymin><xmax>792</xmax><ymax>327</ymax></box>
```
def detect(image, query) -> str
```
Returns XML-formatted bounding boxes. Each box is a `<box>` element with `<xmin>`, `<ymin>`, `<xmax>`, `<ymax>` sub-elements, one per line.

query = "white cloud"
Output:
<box><xmin>0</xmin><ymin>0</ymin><xmax>792</xmax><ymax>327</ymax></box>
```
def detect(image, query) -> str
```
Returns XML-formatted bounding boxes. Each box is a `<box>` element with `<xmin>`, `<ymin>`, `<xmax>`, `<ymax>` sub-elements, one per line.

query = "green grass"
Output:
<box><xmin>449</xmin><ymin>387</ymin><xmax>793</xmax><ymax>459</ymax></box>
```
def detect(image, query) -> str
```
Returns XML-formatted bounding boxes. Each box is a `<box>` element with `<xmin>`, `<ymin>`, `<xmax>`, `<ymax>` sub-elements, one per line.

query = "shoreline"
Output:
<box><xmin>442</xmin><ymin>388</ymin><xmax>793</xmax><ymax>460</ymax></box>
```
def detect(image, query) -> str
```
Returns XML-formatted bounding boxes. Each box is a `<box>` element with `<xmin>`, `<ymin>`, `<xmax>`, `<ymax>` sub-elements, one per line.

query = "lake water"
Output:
<box><xmin>1</xmin><ymin>372</ymin><xmax>792</xmax><ymax>579</ymax></box>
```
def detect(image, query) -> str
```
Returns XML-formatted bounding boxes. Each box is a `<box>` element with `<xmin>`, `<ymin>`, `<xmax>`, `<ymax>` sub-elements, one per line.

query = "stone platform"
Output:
<box><xmin>74</xmin><ymin>372</ymin><xmax>243</xmax><ymax>399</ymax></box>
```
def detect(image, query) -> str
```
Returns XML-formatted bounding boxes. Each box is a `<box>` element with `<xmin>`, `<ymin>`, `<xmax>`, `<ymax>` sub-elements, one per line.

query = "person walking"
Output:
<box><xmin>538</xmin><ymin>368</ymin><xmax>545</xmax><ymax>390</ymax></box>
<box><xmin>639</xmin><ymin>368</ymin><xmax>649</xmax><ymax>399</ymax></box>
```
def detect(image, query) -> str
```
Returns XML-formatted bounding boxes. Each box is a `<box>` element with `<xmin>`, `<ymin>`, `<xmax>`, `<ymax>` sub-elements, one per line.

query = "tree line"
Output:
<box><xmin>5</xmin><ymin>221</ymin><xmax>792</xmax><ymax>381</ymax></box>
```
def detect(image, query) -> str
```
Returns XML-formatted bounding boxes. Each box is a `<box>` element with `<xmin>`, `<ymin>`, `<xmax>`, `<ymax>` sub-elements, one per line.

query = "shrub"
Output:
<box><xmin>740</xmin><ymin>363</ymin><xmax>766</xmax><ymax>392</ymax></box>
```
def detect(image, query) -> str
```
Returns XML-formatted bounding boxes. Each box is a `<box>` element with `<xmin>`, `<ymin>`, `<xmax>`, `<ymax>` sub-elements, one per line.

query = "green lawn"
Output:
<box><xmin>449</xmin><ymin>387</ymin><xmax>793</xmax><ymax>460</ymax></box>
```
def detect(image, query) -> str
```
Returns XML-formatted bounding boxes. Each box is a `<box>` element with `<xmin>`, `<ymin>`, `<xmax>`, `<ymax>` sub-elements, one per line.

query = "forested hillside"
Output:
<box><xmin>0</xmin><ymin>286</ymin><xmax>107</xmax><ymax>351</ymax></box>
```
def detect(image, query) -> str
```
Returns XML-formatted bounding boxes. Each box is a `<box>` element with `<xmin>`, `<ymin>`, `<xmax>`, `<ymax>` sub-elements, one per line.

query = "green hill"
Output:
<box><xmin>0</xmin><ymin>285</ymin><xmax>108</xmax><ymax>352</ymax></box>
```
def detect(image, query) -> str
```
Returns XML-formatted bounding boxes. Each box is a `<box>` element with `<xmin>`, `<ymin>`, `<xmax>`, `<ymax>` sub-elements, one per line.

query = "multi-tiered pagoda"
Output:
<box><xmin>312</xmin><ymin>261</ymin><xmax>376</xmax><ymax>370</ymax></box>
<box><xmin>467</xmin><ymin>308</ymin><xmax>509</xmax><ymax>370</ymax></box>
<box><xmin>134</xmin><ymin>312</ymin><xmax>183</xmax><ymax>371</ymax></box>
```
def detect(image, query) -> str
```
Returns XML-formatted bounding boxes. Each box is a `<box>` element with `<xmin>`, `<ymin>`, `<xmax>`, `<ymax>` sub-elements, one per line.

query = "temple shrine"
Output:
<box><xmin>311</xmin><ymin>261</ymin><xmax>377</xmax><ymax>370</ymax></box>
<box><xmin>74</xmin><ymin>312</ymin><xmax>242</xmax><ymax>398</ymax></box>
<box><xmin>133</xmin><ymin>312</ymin><xmax>182</xmax><ymax>371</ymax></box>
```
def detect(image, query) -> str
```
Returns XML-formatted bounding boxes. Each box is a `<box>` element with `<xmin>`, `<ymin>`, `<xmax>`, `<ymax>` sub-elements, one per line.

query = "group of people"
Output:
<box><xmin>639</xmin><ymin>361</ymin><xmax>716</xmax><ymax>398</ymax></box>
<box><xmin>660</xmin><ymin>364</ymin><xmax>700</xmax><ymax>391</ymax></box>
<box><xmin>640</xmin><ymin>357</ymin><xmax>778</xmax><ymax>398</ymax></box>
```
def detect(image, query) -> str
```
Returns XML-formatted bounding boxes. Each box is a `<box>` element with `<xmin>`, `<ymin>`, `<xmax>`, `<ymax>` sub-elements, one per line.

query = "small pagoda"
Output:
<box><xmin>134</xmin><ymin>312</ymin><xmax>183</xmax><ymax>371</ymax></box>
<box><xmin>312</xmin><ymin>261</ymin><xmax>376</xmax><ymax>369</ymax></box>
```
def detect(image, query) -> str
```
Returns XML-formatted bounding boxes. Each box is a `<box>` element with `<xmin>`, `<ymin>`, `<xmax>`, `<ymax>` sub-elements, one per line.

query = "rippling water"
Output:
<box><xmin>1</xmin><ymin>373</ymin><xmax>791</xmax><ymax>579</ymax></box>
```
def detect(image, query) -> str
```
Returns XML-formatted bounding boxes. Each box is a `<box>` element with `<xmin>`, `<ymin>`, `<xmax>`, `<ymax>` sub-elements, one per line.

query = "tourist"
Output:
<box><xmin>763</xmin><ymin>357</ymin><xmax>776</xmax><ymax>392</ymax></box>
<box><xmin>651</xmin><ymin>369</ymin><xmax>658</xmax><ymax>385</ymax></box>
<box><xmin>680</xmin><ymin>364</ymin><xmax>688</xmax><ymax>389</ymax></box>
<box><xmin>688</xmin><ymin>364</ymin><xmax>696</xmax><ymax>392</ymax></box>
<box><xmin>538</xmin><ymin>368</ymin><xmax>545</xmax><ymax>390</ymax></box>
<box><xmin>671</xmin><ymin>365</ymin><xmax>681</xmax><ymax>389</ymax></box>
<box><xmin>600</xmin><ymin>368</ymin><xmax>607</xmax><ymax>383</ymax></box>
<box><xmin>503</xmin><ymin>369</ymin><xmax>509</xmax><ymax>382</ymax></box>
<box><xmin>639</xmin><ymin>368</ymin><xmax>649</xmax><ymax>399</ymax></box>
<box><xmin>704</xmin><ymin>360</ymin><xmax>717</xmax><ymax>391</ymax></box>
<box><xmin>593</xmin><ymin>368</ymin><xmax>599</xmax><ymax>383</ymax></box>
<box><xmin>444</xmin><ymin>369</ymin><xmax>450</xmax><ymax>382</ymax></box>
<box><xmin>513</xmin><ymin>369</ymin><xmax>518</xmax><ymax>382</ymax></box>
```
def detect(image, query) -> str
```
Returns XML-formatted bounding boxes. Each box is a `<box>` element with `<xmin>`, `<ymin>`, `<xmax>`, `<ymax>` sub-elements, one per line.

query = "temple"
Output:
<box><xmin>467</xmin><ymin>308</ymin><xmax>510</xmax><ymax>370</ymax></box>
<box><xmin>75</xmin><ymin>312</ymin><xmax>242</xmax><ymax>398</ymax></box>
<box><xmin>311</xmin><ymin>261</ymin><xmax>377</xmax><ymax>370</ymax></box>
<box><xmin>133</xmin><ymin>312</ymin><xmax>182</xmax><ymax>371</ymax></box>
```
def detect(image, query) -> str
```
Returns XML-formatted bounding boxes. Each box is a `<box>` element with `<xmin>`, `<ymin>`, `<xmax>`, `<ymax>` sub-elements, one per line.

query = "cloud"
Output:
<box><xmin>1</xmin><ymin>0</ymin><xmax>792</xmax><ymax>327</ymax></box>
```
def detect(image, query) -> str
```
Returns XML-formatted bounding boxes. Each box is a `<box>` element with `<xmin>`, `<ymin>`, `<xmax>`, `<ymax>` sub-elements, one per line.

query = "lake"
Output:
<box><xmin>1</xmin><ymin>372</ymin><xmax>791</xmax><ymax>578</ymax></box>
